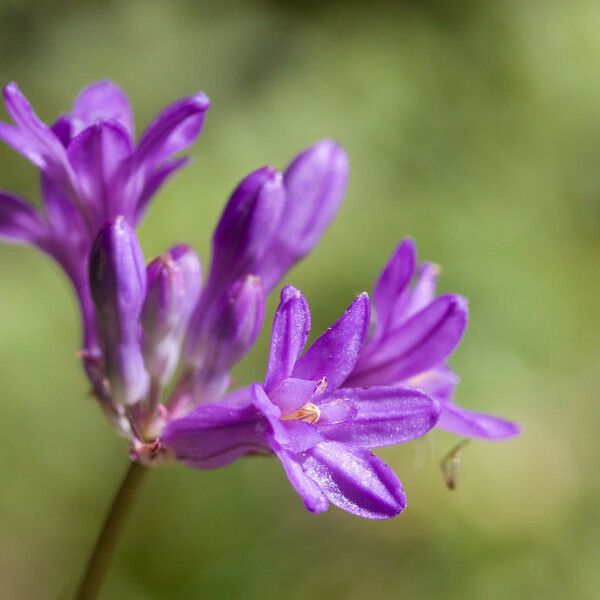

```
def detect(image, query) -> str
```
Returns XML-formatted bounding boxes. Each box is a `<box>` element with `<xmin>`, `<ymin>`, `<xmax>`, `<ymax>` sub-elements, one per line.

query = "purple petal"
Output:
<box><xmin>282</xmin><ymin>420</ymin><xmax>324</xmax><ymax>454</ymax></box>
<box><xmin>268</xmin><ymin>378</ymin><xmax>320</xmax><ymax>415</ymax></box>
<box><xmin>293</xmin><ymin>293</ymin><xmax>370</xmax><ymax>390</ymax></box>
<box><xmin>68</xmin><ymin>121</ymin><xmax>133</xmax><ymax>224</ymax></box>
<box><xmin>134</xmin><ymin>156</ymin><xmax>190</xmax><ymax>224</ymax></box>
<box><xmin>0</xmin><ymin>83</ymin><xmax>74</xmax><ymax>188</ymax></box>
<box><xmin>162</xmin><ymin>403</ymin><xmax>267</xmax><ymax>469</ymax></box>
<box><xmin>317</xmin><ymin>386</ymin><xmax>440</xmax><ymax>448</ymax></box>
<box><xmin>400</xmin><ymin>262</ymin><xmax>440</xmax><ymax>323</ymax></box>
<box><xmin>0</xmin><ymin>191</ymin><xmax>48</xmax><ymax>245</ymax></box>
<box><xmin>264</xmin><ymin>286</ymin><xmax>311</xmax><ymax>391</ymax></box>
<box><xmin>71</xmin><ymin>81</ymin><xmax>135</xmax><ymax>139</ymax></box>
<box><xmin>50</xmin><ymin>115</ymin><xmax>73</xmax><ymax>147</ymax></box>
<box><xmin>301</xmin><ymin>442</ymin><xmax>406</xmax><ymax>519</ymax></box>
<box><xmin>221</xmin><ymin>385</ymin><xmax>253</xmax><ymax>408</ymax></box>
<box><xmin>404</xmin><ymin>366</ymin><xmax>459</xmax><ymax>404</ymax></box>
<box><xmin>251</xmin><ymin>384</ymin><xmax>288</xmax><ymax>446</ymax></box>
<box><xmin>209</xmin><ymin>166</ymin><xmax>285</xmax><ymax>290</ymax></box>
<box><xmin>40</xmin><ymin>175</ymin><xmax>88</xmax><ymax>251</ymax></box>
<box><xmin>134</xmin><ymin>92</ymin><xmax>210</xmax><ymax>173</ymax></box>
<box><xmin>373</xmin><ymin>238</ymin><xmax>416</xmax><ymax>338</ymax></box>
<box><xmin>89</xmin><ymin>216</ymin><xmax>149</xmax><ymax>405</ymax></box>
<box><xmin>437</xmin><ymin>402</ymin><xmax>521</xmax><ymax>440</ymax></box>
<box><xmin>271</xmin><ymin>441</ymin><xmax>329</xmax><ymax>513</ymax></box>
<box><xmin>349</xmin><ymin>295</ymin><xmax>468</xmax><ymax>386</ymax></box>
<box><xmin>260</xmin><ymin>140</ymin><xmax>349</xmax><ymax>291</ymax></box>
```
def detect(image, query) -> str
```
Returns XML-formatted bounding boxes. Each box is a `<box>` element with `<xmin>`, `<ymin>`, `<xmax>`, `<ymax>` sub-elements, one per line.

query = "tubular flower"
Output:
<box><xmin>163</xmin><ymin>287</ymin><xmax>440</xmax><ymax>519</ymax></box>
<box><xmin>344</xmin><ymin>238</ymin><xmax>520</xmax><ymax>440</ymax></box>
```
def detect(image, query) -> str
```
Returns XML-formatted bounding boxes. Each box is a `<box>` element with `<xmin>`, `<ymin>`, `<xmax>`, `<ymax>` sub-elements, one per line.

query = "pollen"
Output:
<box><xmin>281</xmin><ymin>402</ymin><xmax>321</xmax><ymax>425</ymax></box>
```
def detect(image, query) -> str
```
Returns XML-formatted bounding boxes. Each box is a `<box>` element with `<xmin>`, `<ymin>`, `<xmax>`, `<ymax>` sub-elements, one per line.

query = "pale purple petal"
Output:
<box><xmin>437</xmin><ymin>402</ymin><xmax>521</xmax><ymax>440</ymax></box>
<box><xmin>268</xmin><ymin>378</ymin><xmax>319</xmax><ymax>415</ymax></box>
<box><xmin>282</xmin><ymin>420</ymin><xmax>324</xmax><ymax>454</ymax></box>
<box><xmin>71</xmin><ymin>81</ymin><xmax>135</xmax><ymax>139</ymax></box>
<box><xmin>349</xmin><ymin>295</ymin><xmax>467</xmax><ymax>386</ymax></box>
<box><xmin>260</xmin><ymin>140</ymin><xmax>349</xmax><ymax>291</ymax></box>
<box><xmin>404</xmin><ymin>366</ymin><xmax>459</xmax><ymax>404</ymax></box>
<box><xmin>317</xmin><ymin>398</ymin><xmax>358</xmax><ymax>425</ymax></box>
<box><xmin>293</xmin><ymin>293</ymin><xmax>370</xmax><ymax>390</ymax></box>
<box><xmin>271</xmin><ymin>441</ymin><xmax>328</xmax><ymax>513</ymax></box>
<box><xmin>264</xmin><ymin>286</ymin><xmax>311</xmax><ymax>391</ymax></box>
<box><xmin>301</xmin><ymin>442</ymin><xmax>406</xmax><ymax>519</ymax></box>
<box><xmin>317</xmin><ymin>386</ymin><xmax>440</xmax><ymax>448</ymax></box>
<box><xmin>222</xmin><ymin>385</ymin><xmax>253</xmax><ymax>408</ymax></box>
<box><xmin>251</xmin><ymin>383</ymin><xmax>288</xmax><ymax>446</ymax></box>
<box><xmin>162</xmin><ymin>403</ymin><xmax>267</xmax><ymax>469</ymax></box>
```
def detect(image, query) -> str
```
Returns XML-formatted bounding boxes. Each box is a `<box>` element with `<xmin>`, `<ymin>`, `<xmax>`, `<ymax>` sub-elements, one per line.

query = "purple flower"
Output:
<box><xmin>0</xmin><ymin>81</ymin><xmax>210</xmax><ymax>349</ymax></box>
<box><xmin>344</xmin><ymin>238</ymin><xmax>520</xmax><ymax>440</ymax></box>
<box><xmin>163</xmin><ymin>286</ymin><xmax>440</xmax><ymax>519</ymax></box>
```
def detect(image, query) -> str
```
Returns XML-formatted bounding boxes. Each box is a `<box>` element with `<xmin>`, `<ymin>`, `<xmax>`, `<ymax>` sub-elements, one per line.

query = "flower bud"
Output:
<box><xmin>209</xmin><ymin>166</ymin><xmax>284</xmax><ymax>291</ymax></box>
<box><xmin>185</xmin><ymin>275</ymin><xmax>265</xmax><ymax>401</ymax></box>
<box><xmin>260</xmin><ymin>140</ymin><xmax>349</xmax><ymax>291</ymax></box>
<box><xmin>89</xmin><ymin>216</ymin><xmax>149</xmax><ymax>405</ymax></box>
<box><xmin>142</xmin><ymin>245</ymin><xmax>202</xmax><ymax>384</ymax></box>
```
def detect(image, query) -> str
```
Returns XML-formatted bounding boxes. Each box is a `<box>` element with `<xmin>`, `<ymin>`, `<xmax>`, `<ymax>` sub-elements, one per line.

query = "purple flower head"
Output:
<box><xmin>163</xmin><ymin>287</ymin><xmax>440</xmax><ymax>519</ymax></box>
<box><xmin>89</xmin><ymin>216</ymin><xmax>149</xmax><ymax>406</ymax></box>
<box><xmin>0</xmin><ymin>81</ymin><xmax>210</xmax><ymax>349</ymax></box>
<box><xmin>0</xmin><ymin>84</ymin><xmax>521</xmax><ymax>523</ymax></box>
<box><xmin>344</xmin><ymin>238</ymin><xmax>521</xmax><ymax>440</ymax></box>
<box><xmin>142</xmin><ymin>245</ymin><xmax>202</xmax><ymax>385</ymax></box>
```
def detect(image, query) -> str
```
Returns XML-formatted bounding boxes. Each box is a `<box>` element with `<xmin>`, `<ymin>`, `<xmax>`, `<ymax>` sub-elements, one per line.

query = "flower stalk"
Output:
<box><xmin>75</xmin><ymin>461</ymin><xmax>148</xmax><ymax>600</ymax></box>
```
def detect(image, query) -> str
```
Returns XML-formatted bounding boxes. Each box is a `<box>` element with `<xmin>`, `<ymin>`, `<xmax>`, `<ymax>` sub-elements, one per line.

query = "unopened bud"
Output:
<box><xmin>142</xmin><ymin>245</ymin><xmax>202</xmax><ymax>384</ymax></box>
<box><xmin>89</xmin><ymin>216</ymin><xmax>149</xmax><ymax>405</ymax></box>
<box><xmin>185</xmin><ymin>275</ymin><xmax>265</xmax><ymax>401</ymax></box>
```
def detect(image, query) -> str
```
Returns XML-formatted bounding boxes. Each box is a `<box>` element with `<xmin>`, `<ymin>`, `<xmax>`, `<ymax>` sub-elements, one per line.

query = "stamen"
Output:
<box><xmin>440</xmin><ymin>438</ymin><xmax>470</xmax><ymax>490</ymax></box>
<box><xmin>315</xmin><ymin>377</ymin><xmax>328</xmax><ymax>396</ymax></box>
<box><xmin>281</xmin><ymin>402</ymin><xmax>321</xmax><ymax>425</ymax></box>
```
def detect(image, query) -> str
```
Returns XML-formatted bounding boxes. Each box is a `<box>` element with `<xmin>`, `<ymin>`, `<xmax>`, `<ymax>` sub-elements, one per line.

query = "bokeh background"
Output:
<box><xmin>0</xmin><ymin>1</ymin><xmax>598</xmax><ymax>598</ymax></box>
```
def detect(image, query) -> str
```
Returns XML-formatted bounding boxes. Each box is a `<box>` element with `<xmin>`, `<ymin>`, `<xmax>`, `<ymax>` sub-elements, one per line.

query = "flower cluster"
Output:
<box><xmin>0</xmin><ymin>81</ymin><xmax>519</xmax><ymax>519</ymax></box>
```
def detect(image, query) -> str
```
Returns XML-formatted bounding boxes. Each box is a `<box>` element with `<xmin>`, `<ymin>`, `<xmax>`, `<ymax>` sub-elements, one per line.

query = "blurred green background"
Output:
<box><xmin>0</xmin><ymin>0</ymin><xmax>598</xmax><ymax>598</ymax></box>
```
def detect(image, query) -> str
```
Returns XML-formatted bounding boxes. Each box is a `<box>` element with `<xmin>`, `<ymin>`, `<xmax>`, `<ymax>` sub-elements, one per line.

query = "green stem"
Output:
<box><xmin>75</xmin><ymin>461</ymin><xmax>148</xmax><ymax>599</ymax></box>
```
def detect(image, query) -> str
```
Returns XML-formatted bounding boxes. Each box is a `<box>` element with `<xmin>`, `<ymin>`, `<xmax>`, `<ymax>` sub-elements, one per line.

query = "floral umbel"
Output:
<box><xmin>0</xmin><ymin>81</ymin><xmax>520</xmax><ymax>520</ymax></box>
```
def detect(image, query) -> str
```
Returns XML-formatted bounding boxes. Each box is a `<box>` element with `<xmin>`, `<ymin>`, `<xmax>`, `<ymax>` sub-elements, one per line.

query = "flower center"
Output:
<box><xmin>281</xmin><ymin>402</ymin><xmax>321</xmax><ymax>425</ymax></box>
